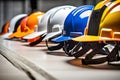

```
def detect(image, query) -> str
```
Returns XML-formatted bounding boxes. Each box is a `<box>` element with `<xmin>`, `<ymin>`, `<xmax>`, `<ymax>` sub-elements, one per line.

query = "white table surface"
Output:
<box><xmin>0</xmin><ymin>38</ymin><xmax>120</xmax><ymax>80</ymax></box>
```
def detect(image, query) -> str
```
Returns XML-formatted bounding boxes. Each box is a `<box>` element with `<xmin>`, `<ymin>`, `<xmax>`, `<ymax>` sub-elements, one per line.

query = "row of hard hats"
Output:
<box><xmin>0</xmin><ymin>0</ymin><xmax>120</xmax><ymax>65</ymax></box>
<box><xmin>0</xmin><ymin>5</ymin><xmax>76</xmax><ymax>42</ymax></box>
<box><xmin>0</xmin><ymin>11</ymin><xmax>45</xmax><ymax>39</ymax></box>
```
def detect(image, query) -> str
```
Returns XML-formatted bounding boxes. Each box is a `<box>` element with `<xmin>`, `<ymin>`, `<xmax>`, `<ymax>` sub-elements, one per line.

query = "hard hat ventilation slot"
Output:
<box><xmin>113</xmin><ymin>32</ymin><xmax>120</xmax><ymax>39</ymax></box>
<box><xmin>70</xmin><ymin>32</ymin><xmax>83</xmax><ymax>37</ymax></box>
<box><xmin>100</xmin><ymin>28</ymin><xmax>113</xmax><ymax>38</ymax></box>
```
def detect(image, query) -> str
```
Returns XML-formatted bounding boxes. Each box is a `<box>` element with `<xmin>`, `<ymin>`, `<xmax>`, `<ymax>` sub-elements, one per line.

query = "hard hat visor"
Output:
<box><xmin>43</xmin><ymin>31</ymin><xmax>62</xmax><ymax>41</ymax></box>
<box><xmin>0</xmin><ymin>32</ymin><xmax>12</xmax><ymax>39</ymax></box>
<box><xmin>52</xmin><ymin>35</ymin><xmax>71</xmax><ymax>43</ymax></box>
<box><xmin>72</xmin><ymin>35</ymin><xmax>120</xmax><ymax>42</ymax></box>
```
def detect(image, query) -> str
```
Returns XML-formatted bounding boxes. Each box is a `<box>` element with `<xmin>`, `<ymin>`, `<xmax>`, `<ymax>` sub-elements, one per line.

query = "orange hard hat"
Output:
<box><xmin>9</xmin><ymin>11</ymin><xmax>45</xmax><ymax>39</ymax></box>
<box><xmin>0</xmin><ymin>21</ymin><xmax>10</xmax><ymax>35</ymax></box>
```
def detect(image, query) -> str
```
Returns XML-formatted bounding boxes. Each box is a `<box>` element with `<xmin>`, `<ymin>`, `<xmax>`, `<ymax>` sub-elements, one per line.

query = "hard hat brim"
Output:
<box><xmin>52</xmin><ymin>35</ymin><xmax>71</xmax><ymax>42</ymax></box>
<box><xmin>0</xmin><ymin>33</ymin><xmax>12</xmax><ymax>39</ymax></box>
<box><xmin>23</xmin><ymin>30</ymin><xmax>46</xmax><ymax>40</ymax></box>
<box><xmin>72</xmin><ymin>35</ymin><xmax>120</xmax><ymax>42</ymax></box>
<box><xmin>43</xmin><ymin>31</ymin><xmax>62</xmax><ymax>41</ymax></box>
<box><xmin>9</xmin><ymin>31</ymin><xmax>33</xmax><ymax>38</ymax></box>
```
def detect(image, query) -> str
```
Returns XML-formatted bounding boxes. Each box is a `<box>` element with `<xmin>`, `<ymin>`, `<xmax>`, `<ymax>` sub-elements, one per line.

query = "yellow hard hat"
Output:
<box><xmin>73</xmin><ymin>0</ymin><xmax>120</xmax><ymax>42</ymax></box>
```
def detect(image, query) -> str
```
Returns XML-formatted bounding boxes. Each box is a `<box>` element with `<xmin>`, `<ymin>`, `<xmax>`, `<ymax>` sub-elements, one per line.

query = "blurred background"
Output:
<box><xmin>0</xmin><ymin>0</ymin><xmax>101</xmax><ymax>32</ymax></box>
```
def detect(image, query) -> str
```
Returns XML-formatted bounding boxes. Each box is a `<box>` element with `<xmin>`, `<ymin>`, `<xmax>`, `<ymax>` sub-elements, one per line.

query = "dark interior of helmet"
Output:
<box><xmin>13</xmin><ymin>17</ymin><xmax>26</xmax><ymax>33</ymax></box>
<box><xmin>1</xmin><ymin>22</ymin><xmax>7</xmax><ymax>33</ymax></box>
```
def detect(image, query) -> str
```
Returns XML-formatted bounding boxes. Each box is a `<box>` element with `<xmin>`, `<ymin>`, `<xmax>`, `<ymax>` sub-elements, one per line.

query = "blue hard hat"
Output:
<box><xmin>52</xmin><ymin>5</ymin><xmax>94</xmax><ymax>42</ymax></box>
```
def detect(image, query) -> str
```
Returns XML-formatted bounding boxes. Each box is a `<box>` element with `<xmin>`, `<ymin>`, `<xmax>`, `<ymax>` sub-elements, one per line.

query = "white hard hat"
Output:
<box><xmin>43</xmin><ymin>6</ymin><xmax>76</xmax><ymax>40</ymax></box>
<box><xmin>1</xmin><ymin>14</ymin><xmax>27</xmax><ymax>39</ymax></box>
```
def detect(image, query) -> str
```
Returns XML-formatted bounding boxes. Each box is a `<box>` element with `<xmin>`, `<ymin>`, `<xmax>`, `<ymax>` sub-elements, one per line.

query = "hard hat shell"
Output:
<box><xmin>94</xmin><ymin>0</ymin><xmax>110</xmax><ymax>10</ymax></box>
<box><xmin>73</xmin><ymin>0</ymin><xmax>120</xmax><ymax>42</ymax></box>
<box><xmin>1</xmin><ymin>14</ymin><xmax>27</xmax><ymax>39</ymax></box>
<box><xmin>26</xmin><ymin>11</ymin><xmax>44</xmax><ymax>30</ymax></box>
<box><xmin>23</xmin><ymin>5</ymin><xmax>76</xmax><ymax>41</ymax></box>
<box><xmin>52</xmin><ymin>5</ymin><xmax>94</xmax><ymax>42</ymax></box>
<box><xmin>0</xmin><ymin>21</ymin><xmax>10</xmax><ymax>35</ymax></box>
<box><xmin>9</xmin><ymin>11</ymin><xmax>44</xmax><ymax>38</ymax></box>
<box><xmin>43</xmin><ymin>6</ymin><xmax>76</xmax><ymax>40</ymax></box>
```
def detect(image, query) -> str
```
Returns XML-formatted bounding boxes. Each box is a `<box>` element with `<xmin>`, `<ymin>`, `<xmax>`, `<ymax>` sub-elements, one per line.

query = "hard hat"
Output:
<box><xmin>43</xmin><ymin>6</ymin><xmax>76</xmax><ymax>41</ymax></box>
<box><xmin>52</xmin><ymin>5</ymin><xmax>94</xmax><ymax>42</ymax></box>
<box><xmin>72</xmin><ymin>0</ymin><xmax>120</xmax><ymax>65</ymax></box>
<box><xmin>23</xmin><ymin>5</ymin><xmax>76</xmax><ymax>43</ymax></box>
<box><xmin>0</xmin><ymin>21</ymin><xmax>10</xmax><ymax>35</ymax></box>
<box><xmin>9</xmin><ymin>11</ymin><xmax>45</xmax><ymax>39</ymax></box>
<box><xmin>72</xmin><ymin>0</ymin><xmax>120</xmax><ymax>42</ymax></box>
<box><xmin>1</xmin><ymin>14</ymin><xmax>27</xmax><ymax>39</ymax></box>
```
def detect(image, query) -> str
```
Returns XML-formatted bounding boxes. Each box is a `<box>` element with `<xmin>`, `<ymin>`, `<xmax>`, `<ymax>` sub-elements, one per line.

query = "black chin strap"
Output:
<box><xmin>72</xmin><ymin>43</ymin><xmax>92</xmax><ymax>58</ymax></box>
<box><xmin>29</xmin><ymin>33</ymin><xmax>46</xmax><ymax>46</ymax></box>
<box><xmin>46</xmin><ymin>40</ymin><xmax>64</xmax><ymax>51</ymax></box>
<box><xmin>63</xmin><ymin>41</ymin><xmax>82</xmax><ymax>56</ymax></box>
<box><xmin>82</xmin><ymin>43</ymin><xmax>120</xmax><ymax>65</ymax></box>
<box><xmin>107</xmin><ymin>43</ymin><xmax>120</xmax><ymax>63</ymax></box>
<box><xmin>46</xmin><ymin>40</ymin><xmax>81</xmax><ymax>56</ymax></box>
